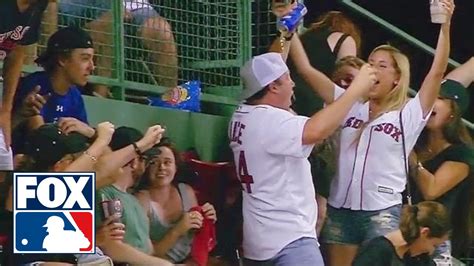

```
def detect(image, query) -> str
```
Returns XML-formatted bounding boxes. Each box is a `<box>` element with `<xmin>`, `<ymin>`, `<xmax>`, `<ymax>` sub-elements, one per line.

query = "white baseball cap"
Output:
<box><xmin>239</xmin><ymin>52</ymin><xmax>289</xmax><ymax>100</ymax></box>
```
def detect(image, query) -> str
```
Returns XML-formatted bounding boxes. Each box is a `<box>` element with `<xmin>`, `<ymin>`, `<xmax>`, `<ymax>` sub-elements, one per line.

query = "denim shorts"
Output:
<box><xmin>58</xmin><ymin>0</ymin><xmax>159</xmax><ymax>27</ymax></box>
<box><xmin>243</xmin><ymin>237</ymin><xmax>324</xmax><ymax>266</ymax></box>
<box><xmin>321</xmin><ymin>204</ymin><xmax>401</xmax><ymax>245</ymax></box>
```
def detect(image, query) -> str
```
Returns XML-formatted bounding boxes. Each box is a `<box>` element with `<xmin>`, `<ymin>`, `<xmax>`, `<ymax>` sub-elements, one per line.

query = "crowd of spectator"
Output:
<box><xmin>1</xmin><ymin>0</ymin><xmax>473</xmax><ymax>265</ymax></box>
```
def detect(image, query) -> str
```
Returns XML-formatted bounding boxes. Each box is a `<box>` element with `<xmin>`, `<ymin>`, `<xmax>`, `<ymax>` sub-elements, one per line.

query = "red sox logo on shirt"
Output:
<box><xmin>343</xmin><ymin>116</ymin><xmax>403</xmax><ymax>142</ymax></box>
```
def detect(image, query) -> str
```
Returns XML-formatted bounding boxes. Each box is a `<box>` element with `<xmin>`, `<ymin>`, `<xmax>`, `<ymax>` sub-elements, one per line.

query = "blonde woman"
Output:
<box><xmin>288</xmin><ymin>1</ymin><xmax>454</xmax><ymax>265</ymax></box>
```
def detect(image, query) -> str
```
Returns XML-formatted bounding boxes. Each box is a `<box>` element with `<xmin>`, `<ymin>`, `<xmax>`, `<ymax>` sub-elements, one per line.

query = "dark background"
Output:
<box><xmin>304</xmin><ymin>0</ymin><xmax>474</xmax><ymax>121</ymax></box>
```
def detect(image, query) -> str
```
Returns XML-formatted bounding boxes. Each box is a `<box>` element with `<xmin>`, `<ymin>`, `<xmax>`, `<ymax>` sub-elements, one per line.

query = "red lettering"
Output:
<box><xmin>391</xmin><ymin>127</ymin><xmax>402</xmax><ymax>142</ymax></box>
<box><xmin>343</xmin><ymin>117</ymin><xmax>355</xmax><ymax>128</ymax></box>
<box><xmin>373</xmin><ymin>122</ymin><xmax>402</xmax><ymax>142</ymax></box>
<box><xmin>383</xmin><ymin>123</ymin><xmax>394</xmax><ymax>134</ymax></box>
<box><xmin>230</xmin><ymin>122</ymin><xmax>246</xmax><ymax>145</ymax></box>
<box><xmin>353</xmin><ymin>119</ymin><xmax>363</xmax><ymax>129</ymax></box>
<box><xmin>238</xmin><ymin>151</ymin><xmax>254</xmax><ymax>193</ymax></box>
<box><xmin>374</xmin><ymin>123</ymin><xmax>384</xmax><ymax>132</ymax></box>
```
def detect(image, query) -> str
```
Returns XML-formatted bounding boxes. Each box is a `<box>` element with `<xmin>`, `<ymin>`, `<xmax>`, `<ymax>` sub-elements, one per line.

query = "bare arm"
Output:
<box><xmin>418</xmin><ymin>0</ymin><xmax>453</xmax><ymax>117</ymax></box>
<box><xmin>302</xmin><ymin>64</ymin><xmax>376</xmax><ymax>144</ymax></box>
<box><xmin>65</xmin><ymin>122</ymin><xmax>115</xmax><ymax>180</ymax></box>
<box><xmin>445</xmin><ymin>57</ymin><xmax>474</xmax><ymax>87</ymax></box>
<box><xmin>184</xmin><ymin>184</ymin><xmax>199</xmax><ymax>206</ymax></box>
<box><xmin>335</xmin><ymin>35</ymin><xmax>357</xmax><ymax>59</ymax></box>
<box><xmin>151</xmin><ymin>226</ymin><xmax>185</xmax><ymax>258</ymax></box>
<box><xmin>414</xmin><ymin>161</ymin><xmax>469</xmax><ymax>200</ymax></box>
<box><xmin>2</xmin><ymin>45</ymin><xmax>27</xmax><ymax>111</ymax></box>
<box><xmin>66</xmin><ymin>138</ymin><xmax>110</xmax><ymax>172</ymax></box>
<box><xmin>43</xmin><ymin>1</ymin><xmax>58</xmax><ymax>37</ymax></box>
<box><xmin>26</xmin><ymin>115</ymin><xmax>44</xmax><ymax>130</ymax></box>
<box><xmin>93</xmin><ymin>145</ymin><xmax>141</xmax><ymax>188</ymax></box>
<box><xmin>94</xmin><ymin>125</ymin><xmax>165</xmax><ymax>188</ymax></box>
<box><xmin>289</xmin><ymin>34</ymin><xmax>336</xmax><ymax>104</ymax></box>
<box><xmin>269</xmin><ymin>35</ymin><xmax>292</xmax><ymax>62</ymax></box>
<box><xmin>100</xmin><ymin>240</ymin><xmax>173</xmax><ymax>266</ymax></box>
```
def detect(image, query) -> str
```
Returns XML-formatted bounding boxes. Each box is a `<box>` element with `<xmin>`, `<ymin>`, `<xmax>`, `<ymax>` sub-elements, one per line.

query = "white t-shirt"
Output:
<box><xmin>229</xmin><ymin>104</ymin><xmax>317</xmax><ymax>260</ymax></box>
<box><xmin>328</xmin><ymin>86</ymin><xmax>431</xmax><ymax>211</ymax></box>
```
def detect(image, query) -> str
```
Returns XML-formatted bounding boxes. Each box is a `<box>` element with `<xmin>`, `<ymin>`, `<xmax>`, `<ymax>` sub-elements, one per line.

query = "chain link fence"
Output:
<box><xmin>23</xmin><ymin>1</ymin><xmax>293</xmax><ymax>104</ymax></box>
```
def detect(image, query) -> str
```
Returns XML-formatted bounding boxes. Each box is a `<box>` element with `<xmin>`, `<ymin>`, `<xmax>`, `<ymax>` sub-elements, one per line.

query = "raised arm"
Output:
<box><xmin>328</xmin><ymin>32</ymin><xmax>357</xmax><ymax>59</ymax></box>
<box><xmin>93</xmin><ymin>125</ymin><xmax>165</xmax><ymax>188</ymax></box>
<box><xmin>445</xmin><ymin>57</ymin><xmax>474</xmax><ymax>87</ymax></box>
<box><xmin>302</xmin><ymin>64</ymin><xmax>376</xmax><ymax>144</ymax></box>
<box><xmin>65</xmin><ymin>122</ymin><xmax>115</xmax><ymax>174</ymax></box>
<box><xmin>413</xmin><ymin>161</ymin><xmax>469</xmax><ymax>200</ymax></box>
<box><xmin>418</xmin><ymin>0</ymin><xmax>454</xmax><ymax>117</ymax></box>
<box><xmin>269</xmin><ymin>34</ymin><xmax>293</xmax><ymax>62</ymax></box>
<box><xmin>289</xmin><ymin>34</ymin><xmax>336</xmax><ymax>104</ymax></box>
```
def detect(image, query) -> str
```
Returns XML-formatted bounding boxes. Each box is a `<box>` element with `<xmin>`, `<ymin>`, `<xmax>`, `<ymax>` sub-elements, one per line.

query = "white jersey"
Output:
<box><xmin>229</xmin><ymin>104</ymin><xmax>317</xmax><ymax>261</ymax></box>
<box><xmin>329</xmin><ymin>86</ymin><xmax>431</xmax><ymax>211</ymax></box>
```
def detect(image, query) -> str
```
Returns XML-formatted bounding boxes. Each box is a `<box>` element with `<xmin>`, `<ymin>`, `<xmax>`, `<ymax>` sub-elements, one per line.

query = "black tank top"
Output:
<box><xmin>289</xmin><ymin>28</ymin><xmax>349</xmax><ymax>116</ymax></box>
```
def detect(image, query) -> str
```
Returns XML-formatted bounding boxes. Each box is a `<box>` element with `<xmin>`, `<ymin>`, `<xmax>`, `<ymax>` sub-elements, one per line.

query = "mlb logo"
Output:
<box><xmin>13</xmin><ymin>172</ymin><xmax>95</xmax><ymax>254</ymax></box>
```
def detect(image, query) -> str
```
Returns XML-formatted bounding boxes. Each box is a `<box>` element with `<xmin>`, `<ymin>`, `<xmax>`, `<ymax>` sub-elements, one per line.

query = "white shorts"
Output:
<box><xmin>0</xmin><ymin>130</ymin><xmax>13</xmax><ymax>170</ymax></box>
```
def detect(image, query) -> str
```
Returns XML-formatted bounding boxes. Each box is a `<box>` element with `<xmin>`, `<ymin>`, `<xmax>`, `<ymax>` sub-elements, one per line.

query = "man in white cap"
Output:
<box><xmin>229</xmin><ymin>52</ymin><xmax>376</xmax><ymax>265</ymax></box>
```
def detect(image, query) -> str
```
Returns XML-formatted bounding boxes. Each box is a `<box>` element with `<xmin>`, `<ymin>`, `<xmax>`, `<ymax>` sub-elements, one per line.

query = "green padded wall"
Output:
<box><xmin>83</xmin><ymin>96</ymin><xmax>231</xmax><ymax>162</ymax></box>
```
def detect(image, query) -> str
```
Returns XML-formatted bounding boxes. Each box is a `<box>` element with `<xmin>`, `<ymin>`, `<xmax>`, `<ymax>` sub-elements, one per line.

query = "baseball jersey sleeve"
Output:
<box><xmin>400</xmin><ymin>93</ymin><xmax>433</xmax><ymax>152</ymax></box>
<box><xmin>333</xmin><ymin>84</ymin><xmax>346</xmax><ymax>101</ymax></box>
<box><xmin>401</xmin><ymin>93</ymin><xmax>432</xmax><ymax>134</ymax></box>
<box><xmin>261</xmin><ymin>110</ymin><xmax>314</xmax><ymax>158</ymax></box>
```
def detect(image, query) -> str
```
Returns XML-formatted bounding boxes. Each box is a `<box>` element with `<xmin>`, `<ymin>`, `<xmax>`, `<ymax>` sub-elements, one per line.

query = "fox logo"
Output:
<box><xmin>13</xmin><ymin>172</ymin><xmax>95</xmax><ymax>253</ymax></box>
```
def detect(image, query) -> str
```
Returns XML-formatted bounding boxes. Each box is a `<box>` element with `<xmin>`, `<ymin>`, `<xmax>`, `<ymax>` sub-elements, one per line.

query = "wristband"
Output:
<box><xmin>132</xmin><ymin>142</ymin><xmax>142</xmax><ymax>157</ymax></box>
